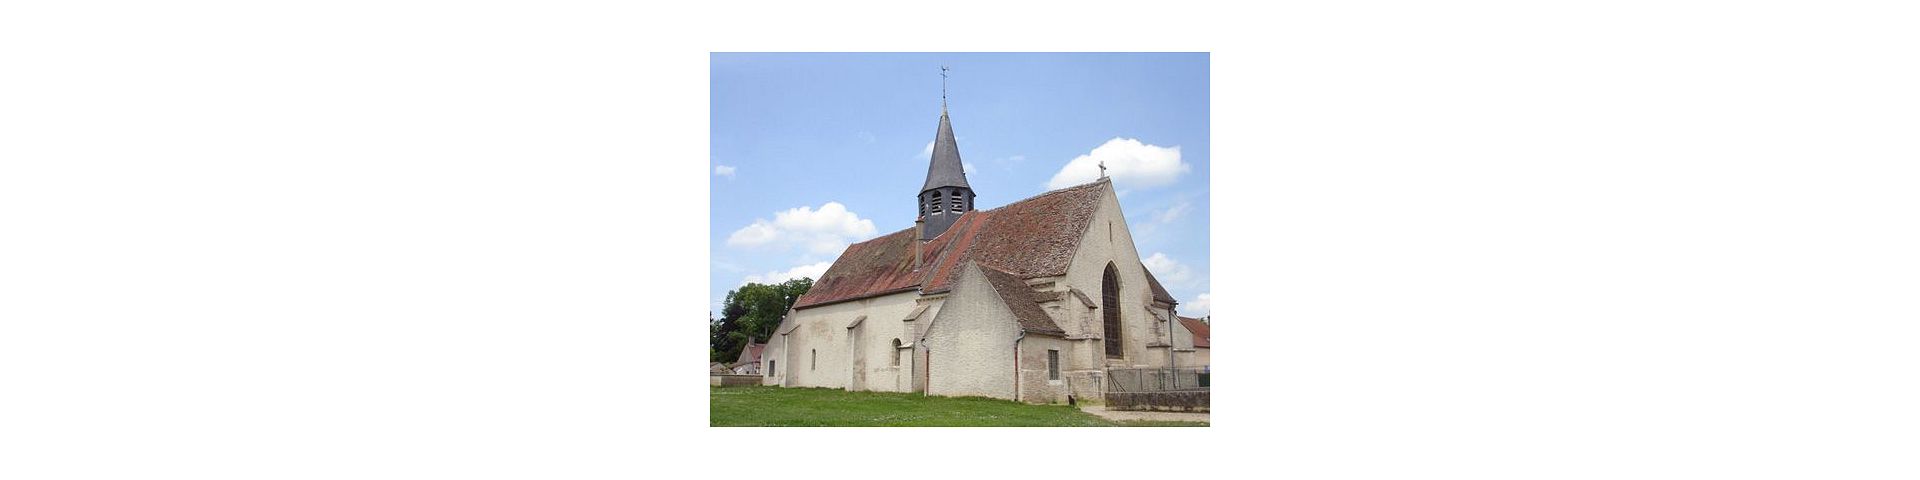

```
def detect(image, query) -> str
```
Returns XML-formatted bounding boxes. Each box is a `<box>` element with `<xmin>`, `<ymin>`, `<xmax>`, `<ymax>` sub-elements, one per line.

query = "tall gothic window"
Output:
<box><xmin>1103</xmin><ymin>262</ymin><xmax>1122</xmax><ymax>358</ymax></box>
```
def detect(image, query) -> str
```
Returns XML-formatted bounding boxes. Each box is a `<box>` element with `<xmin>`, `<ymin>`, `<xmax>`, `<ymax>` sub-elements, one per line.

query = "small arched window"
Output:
<box><xmin>931</xmin><ymin>191</ymin><xmax>944</xmax><ymax>215</ymax></box>
<box><xmin>891</xmin><ymin>339</ymin><xmax>902</xmax><ymax>366</ymax></box>
<box><xmin>811</xmin><ymin>349</ymin><xmax>817</xmax><ymax>370</ymax></box>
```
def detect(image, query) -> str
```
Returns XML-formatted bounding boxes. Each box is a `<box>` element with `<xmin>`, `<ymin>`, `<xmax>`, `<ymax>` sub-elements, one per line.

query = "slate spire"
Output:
<box><xmin>916</xmin><ymin>90</ymin><xmax>975</xmax><ymax>240</ymax></box>
<box><xmin>920</xmin><ymin>112</ymin><xmax>971</xmax><ymax>192</ymax></box>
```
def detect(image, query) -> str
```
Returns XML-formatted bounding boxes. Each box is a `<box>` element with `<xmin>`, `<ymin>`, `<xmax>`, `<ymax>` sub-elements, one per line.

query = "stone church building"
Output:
<box><xmin>760</xmin><ymin>107</ymin><xmax>1206</xmax><ymax>404</ymax></box>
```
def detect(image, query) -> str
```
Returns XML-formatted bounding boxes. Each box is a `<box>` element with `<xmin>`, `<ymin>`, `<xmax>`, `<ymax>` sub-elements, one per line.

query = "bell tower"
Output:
<box><xmin>918</xmin><ymin>68</ymin><xmax>974</xmax><ymax>240</ymax></box>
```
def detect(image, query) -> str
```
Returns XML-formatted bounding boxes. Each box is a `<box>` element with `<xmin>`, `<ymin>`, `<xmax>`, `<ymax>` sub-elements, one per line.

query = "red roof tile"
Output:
<box><xmin>794</xmin><ymin>179</ymin><xmax>1112</xmax><ymax>309</ymax></box>
<box><xmin>734</xmin><ymin>341</ymin><xmax>765</xmax><ymax>364</ymax></box>
<box><xmin>1177</xmin><ymin>316</ymin><xmax>1210</xmax><ymax>348</ymax></box>
<box><xmin>792</xmin><ymin>227</ymin><xmax>925</xmax><ymax>309</ymax></box>
<box><xmin>919</xmin><ymin>180</ymin><xmax>1109</xmax><ymax>294</ymax></box>
<box><xmin>975</xmin><ymin>263</ymin><xmax>1065</xmax><ymax>335</ymax></box>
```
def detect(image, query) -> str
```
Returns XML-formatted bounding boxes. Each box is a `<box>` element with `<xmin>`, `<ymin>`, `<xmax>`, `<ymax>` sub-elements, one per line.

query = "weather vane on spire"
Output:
<box><xmin>940</xmin><ymin>65</ymin><xmax>950</xmax><ymax>113</ymax></box>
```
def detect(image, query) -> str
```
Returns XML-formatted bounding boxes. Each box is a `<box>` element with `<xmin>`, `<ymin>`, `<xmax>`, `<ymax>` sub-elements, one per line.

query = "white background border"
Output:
<box><xmin>4</xmin><ymin>1</ymin><xmax>1917</xmax><ymax>478</ymax></box>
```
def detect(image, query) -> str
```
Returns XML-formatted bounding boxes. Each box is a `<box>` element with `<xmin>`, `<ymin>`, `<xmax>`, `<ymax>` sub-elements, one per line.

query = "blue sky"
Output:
<box><xmin>711</xmin><ymin>52</ymin><xmax>1209</xmax><ymax>317</ymax></box>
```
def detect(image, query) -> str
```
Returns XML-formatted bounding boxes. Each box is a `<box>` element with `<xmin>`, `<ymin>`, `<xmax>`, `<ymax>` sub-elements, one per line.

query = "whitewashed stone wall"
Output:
<box><xmin>921</xmin><ymin>264</ymin><xmax>1020</xmax><ymax>400</ymax></box>
<box><xmin>1172</xmin><ymin>318</ymin><xmax>1210</xmax><ymax>367</ymax></box>
<box><xmin>777</xmin><ymin>291</ymin><xmax>918</xmax><ymax>391</ymax></box>
<box><xmin>1060</xmin><ymin>182</ymin><xmax>1168</xmax><ymax>369</ymax></box>
<box><xmin>1017</xmin><ymin>335</ymin><xmax>1074</xmax><ymax>404</ymax></box>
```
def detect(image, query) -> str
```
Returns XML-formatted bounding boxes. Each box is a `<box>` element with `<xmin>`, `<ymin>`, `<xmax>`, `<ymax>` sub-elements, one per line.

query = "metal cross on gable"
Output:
<box><xmin>1099</xmin><ymin>160</ymin><xmax>1107</xmax><ymax>178</ymax></box>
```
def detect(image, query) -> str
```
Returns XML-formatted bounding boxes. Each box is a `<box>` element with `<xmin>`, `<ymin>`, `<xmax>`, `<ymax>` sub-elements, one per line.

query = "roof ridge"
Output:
<box><xmin>977</xmin><ymin>177</ymin><xmax>1109</xmax><ymax>215</ymax></box>
<box><xmin>837</xmin><ymin>225</ymin><xmax>914</xmax><ymax>250</ymax></box>
<box><xmin>799</xmin><ymin>178</ymin><xmax>1110</xmax><ymax>308</ymax></box>
<box><xmin>898</xmin><ymin>179</ymin><xmax>1109</xmax><ymax>245</ymax></box>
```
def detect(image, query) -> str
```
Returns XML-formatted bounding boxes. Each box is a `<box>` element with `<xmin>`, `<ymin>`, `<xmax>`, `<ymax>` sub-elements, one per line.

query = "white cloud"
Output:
<box><xmin>1045</xmin><ymin>138</ymin><xmax>1189</xmax><ymax>190</ymax></box>
<box><xmin>915</xmin><ymin>140</ymin><xmax>934</xmax><ymax>160</ymax></box>
<box><xmin>1184</xmin><ymin>293</ymin><xmax>1211</xmax><ymax>317</ymax></box>
<box><xmin>1155</xmin><ymin>200</ymin><xmax>1192</xmax><ymax>225</ymax></box>
<box><xmin>856</xmin><ymin>131</ymin><xmax>876</xmax><ymax>144</ymax></box>
<box><xmin>743</xmin><ymin>261</ymin><xmax>833</xmax><ymax>285</ymax></box>
<box><xmin>725</xmin><ymin>202</ymin><xmax>878</xmax><ymax>255</ymax></box>
<box><xmin>1142</xmin><ymin>252</ymin><xmax>1198</xmax><ymax>289</ymax></box>
<box><xmin>963</xmin><ymin>162</ymin><xmax>976</xmax><ymax>175</ymax></box>
<box><xmin>713</xmin><ymin>165</ymin><xmax>736</xmax><ymax>178</ymax></box>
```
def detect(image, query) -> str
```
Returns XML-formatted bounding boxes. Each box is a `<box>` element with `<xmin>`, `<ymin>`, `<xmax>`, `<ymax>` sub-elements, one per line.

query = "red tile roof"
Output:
<box><xmin>919</xmin><ymin>180</ymin><xmax>1109</xmax><ymax>293</ymax></box>
<box><xmin>734</xmin><ymin>341</ymin><xmax>765</xmax><ymax>364</ymax></box>
<box><xmin>975</xmin><ymin>263</ymin><xmax>1066</xmax><ymax>336</ymax></box>
<box><xmin>794</xmin><ymin>179</ymin><xmax>1112</xmax><ymax>309</ymax></box>
<box><xmin>1177</xmin><ymin>316</ymin><xmax>1210</xmax><ymax>348</ymax></box>
<box><xmin>792</xmin><ymin>227</ymin><xmax>926</xmax><ymax>309</ymax></box>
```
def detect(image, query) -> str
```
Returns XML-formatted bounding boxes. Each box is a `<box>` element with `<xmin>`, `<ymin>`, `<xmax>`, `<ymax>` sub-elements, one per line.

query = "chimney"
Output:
<box><xmin>913</xmin><ymin>216</ymin><xmax>926</xmax><ymax>269</ymax></box>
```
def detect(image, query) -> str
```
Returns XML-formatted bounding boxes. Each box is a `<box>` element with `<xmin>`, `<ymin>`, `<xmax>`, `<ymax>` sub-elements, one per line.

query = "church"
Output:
<box><xmin>759</xmin><ymin>104</ymin><xmax>1207</xmax><ymax>404</ymax></box>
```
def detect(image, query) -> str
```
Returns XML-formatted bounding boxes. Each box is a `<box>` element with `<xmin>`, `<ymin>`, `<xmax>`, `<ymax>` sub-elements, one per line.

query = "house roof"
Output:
<box><xmin>919</xmin><ymin>179</ymin><xmax>1109</xmax><ymax>293</ymax></box>
<box><xmin>735</xmin><ymin>341</ymin><xmax>765</xmax><ymax>364</ymax></box>
<box><xmin>794</xmin><ymin>179</ymin><xmax>1111</xmax><ymax>309</ymax></box>
<box><xmin>792</xmin><ymin>227</ymin><xmax>926</xmax><ymax>309</ymax></box>
<box><xmin>974</xmin><ymin>263</ymin><xmax>1065</xmax><ymax>336</ymax></box>
<box><xmin>1177</xmin><ymin>316</ymin><xmax>1210</xmax><ymax>348</ymax></box>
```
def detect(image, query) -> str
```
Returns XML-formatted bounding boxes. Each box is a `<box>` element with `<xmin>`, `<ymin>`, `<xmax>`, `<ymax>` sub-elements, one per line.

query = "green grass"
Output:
<box><xmin>710</xmin><ymin>386</ymin><xmax>1206</xmax><ymax>427</ymax></box>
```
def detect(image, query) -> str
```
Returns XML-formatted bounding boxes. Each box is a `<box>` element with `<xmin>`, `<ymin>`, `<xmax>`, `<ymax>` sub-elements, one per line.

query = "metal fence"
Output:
<box><xmin>1104</xmin><ymin>367</ymin><xmax>1209</xmax><ymax>411</ymax></box>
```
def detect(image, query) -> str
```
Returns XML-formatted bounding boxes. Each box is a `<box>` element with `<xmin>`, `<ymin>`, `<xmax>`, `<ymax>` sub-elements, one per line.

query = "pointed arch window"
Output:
<box><xmin>1102</xmin><ymin>263</ymin><xmax>1123</xmax><ymax>358</ymax></box>
<box><xmin>931</xmin><ymin>191</ymin><xmax>944</xmax><ymax>215</ymax></box>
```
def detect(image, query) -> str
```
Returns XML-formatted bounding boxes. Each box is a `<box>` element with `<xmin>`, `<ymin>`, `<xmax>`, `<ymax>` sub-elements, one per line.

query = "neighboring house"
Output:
<box><xmin>710</xmin><ymin>362</ymin><xmax>731</xmax><ymax>374</ymax></box>
<box><xmin>729</xmin><ymin>340</ymin><xmax>764</xmax><ymax>375</ymax></box>
<box><xmin>760</xmin><ymin>105</ymin><xmax>1202</xmax><ymax>404</ymax></box>
<box><xmin>1174</xmin><ymin>315</ymin><xmax>1210</xmax><ymax>367</ymax></box>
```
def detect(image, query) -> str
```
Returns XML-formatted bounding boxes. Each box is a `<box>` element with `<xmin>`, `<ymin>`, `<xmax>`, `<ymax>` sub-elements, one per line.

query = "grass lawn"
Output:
<box><xmin>711</xmin><ymin>386</ymin><xmax>1205</xmax><ymax>427</ymax></box>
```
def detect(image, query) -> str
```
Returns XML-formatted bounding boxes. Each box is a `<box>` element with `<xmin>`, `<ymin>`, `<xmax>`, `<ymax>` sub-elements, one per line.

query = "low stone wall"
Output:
<box><xmin>710</xmin><ymin>374</ymin><xmax>763</xmax><ymax>387</ymax></box>
<box><xmin>1104</xmin><ymin>390</ymin><xmax>1209</xmax><ymax>412</ymax></box>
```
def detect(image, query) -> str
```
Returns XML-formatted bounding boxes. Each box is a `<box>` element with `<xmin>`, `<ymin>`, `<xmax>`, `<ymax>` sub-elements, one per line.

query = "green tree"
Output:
<box><xmin>710</xmin><ymin>277</ymin><xmax>813</xmax><ymax>362</ymax></box>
